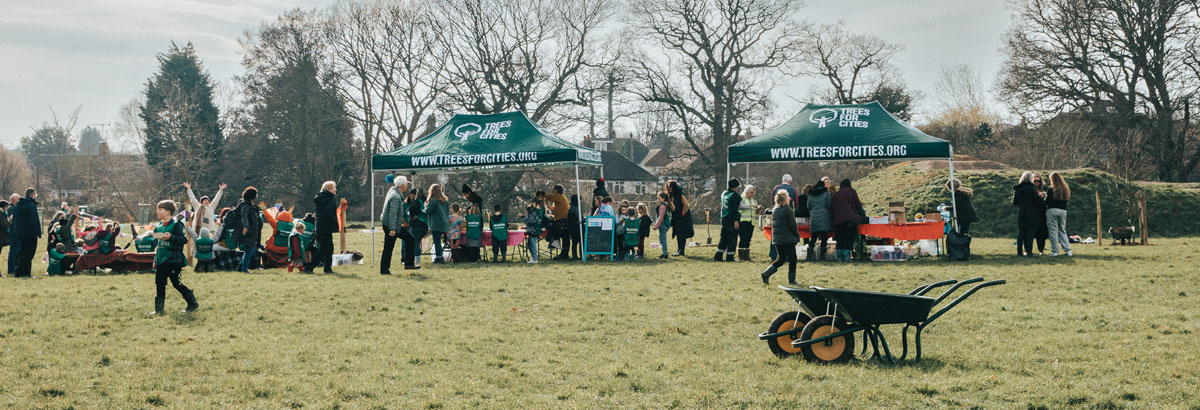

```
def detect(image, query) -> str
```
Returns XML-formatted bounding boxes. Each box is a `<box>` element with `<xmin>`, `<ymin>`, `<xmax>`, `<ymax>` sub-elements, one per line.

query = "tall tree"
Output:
<box><xmin>140</xmin><ymin>42</ymin><xmax>224</xmax><ymax>188</ymax></box>
<box><xmin>799</xmin><ymin>22</ymin><xmax>904</xmax><ymax>105</ymax></box>
<box><xmin>630</xmin><ymin>0</ymin><xmax>804</xmax><ymax>176</ymax></box>
<box><xmin>240</xmin><ymin>9</ymin><xmax>361</xmax><ymax>211</ymax></box>
<box><xmin>999</xmin><ymin>0</ymin><xmax>1200</xmax><ymax>181</ymax></box>
<box><xmin>77</xmin><ymin>126</ymin><xmax>103</xmax><ymax>155</ymax></box>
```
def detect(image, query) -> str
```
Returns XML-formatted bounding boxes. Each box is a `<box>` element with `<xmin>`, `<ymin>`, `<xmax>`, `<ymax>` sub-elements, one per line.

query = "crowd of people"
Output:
<box><xmin>0</xmin><ymin>168</ymin><xmax>1076</xmax><ymax>311</ymax></box>
<box><xmin>374</xmin><ymin>176</ymin><xmax>700</xmax><ymax>272</ymax></box>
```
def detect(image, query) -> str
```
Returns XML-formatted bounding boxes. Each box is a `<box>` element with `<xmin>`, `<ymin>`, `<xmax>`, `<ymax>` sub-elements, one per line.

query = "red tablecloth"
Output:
<box><xmin>481</xmin><ymin>230</ymin><xmax>526</xmax><ymax>247</ymax></box>
<box><xmin>763</xmin><ymin>221</ymin><xmax>944</xmax><ymax>241</ymax></box>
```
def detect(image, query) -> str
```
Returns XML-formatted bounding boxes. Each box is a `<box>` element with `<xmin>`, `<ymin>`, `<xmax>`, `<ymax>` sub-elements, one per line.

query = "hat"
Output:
<box><xmin>199</xmin><ymin>195</ymin><xmax>210</xmax><ymax>203</ymax></box>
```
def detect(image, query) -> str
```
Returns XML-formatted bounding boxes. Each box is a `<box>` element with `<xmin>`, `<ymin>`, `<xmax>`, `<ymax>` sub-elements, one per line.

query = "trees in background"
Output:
<box><xmin>238</xmin><ymin>9</ymin><xmax>361</xmax><ymax>213</ymax></box>
<box><xmin>140</xmin><ymin>42</ymin><xmax>224</xmax><ymax>189</ymax></box>
<box><xmin>999</xmin><ymin>0</ymin><xmax>1200</xmax><ymax>181</ymax></box>
<box><xmin>629</xmin><ymin>0</ymin><xmax>804</xmax><ymax>176</ymax></box>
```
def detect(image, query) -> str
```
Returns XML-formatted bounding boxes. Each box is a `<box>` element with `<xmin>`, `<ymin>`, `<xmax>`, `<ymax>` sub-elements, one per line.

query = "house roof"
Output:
<box><xmin>640</xmin><ymin>149</ymin><xmax>672</xmax><ymax>168</ymax></box>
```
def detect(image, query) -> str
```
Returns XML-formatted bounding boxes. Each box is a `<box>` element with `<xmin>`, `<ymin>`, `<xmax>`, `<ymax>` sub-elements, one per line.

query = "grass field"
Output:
<box><xmin>1</xmin><ymin>228</ymin><xmax>1197</xmax><ymax>409</ymax></box>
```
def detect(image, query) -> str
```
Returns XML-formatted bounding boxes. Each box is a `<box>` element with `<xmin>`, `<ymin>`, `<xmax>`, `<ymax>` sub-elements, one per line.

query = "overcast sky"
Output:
<box><xmin>0</xmin><ymin>0</ymin><xmax>1012</xmax><ymax>149</ymax></box>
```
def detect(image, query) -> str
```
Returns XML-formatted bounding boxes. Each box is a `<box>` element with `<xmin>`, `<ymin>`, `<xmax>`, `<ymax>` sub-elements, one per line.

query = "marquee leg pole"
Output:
<box><xmin>370</xmin><ymin>170</ymin><xmax>375</xmax><ymax>267</ymax></box>
<box><xmin>576</xmin><ymin>163</ymin><xmax>584</xmax><ymax>261</ymax></box>
<box><xmin>948</xmin><ymin>147</ymin><xmax>959</xmax><ymax>234</ymax></box>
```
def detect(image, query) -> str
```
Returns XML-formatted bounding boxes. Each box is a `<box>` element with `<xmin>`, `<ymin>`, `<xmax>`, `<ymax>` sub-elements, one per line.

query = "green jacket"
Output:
<box><xmin>721</xmin><ymin>190</ymin><xmax>742</xmax><ymax>222</ymax></box>
<box><xmin>48</xmin><ymin>248</ymin><xmax>66</xmax><ymax>275</ymax></box>
<box><xmin>425</xmin><ymin>199</ymin><xmax>450</xmax><ymax>233</ymax></box>
<box><xmin>490</xmin><ymin>213</ymin><xmax>508</xmax><ymax>241</ymax></box>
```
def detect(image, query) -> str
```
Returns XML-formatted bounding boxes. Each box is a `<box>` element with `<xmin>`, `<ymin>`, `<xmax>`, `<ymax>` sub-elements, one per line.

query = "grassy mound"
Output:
<box><xmin>854</xmin><ymin>165</ymin><xmax>1200</xmax><ymax>238</ymax></box>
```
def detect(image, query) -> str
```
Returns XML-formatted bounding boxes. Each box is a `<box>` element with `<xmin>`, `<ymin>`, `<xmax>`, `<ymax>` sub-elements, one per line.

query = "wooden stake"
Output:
<box><xmin>1137</xmin><ymin>191</ymin><xmax>1148</xmax><ymax>245</ymax></box>
<box><xmin>1095</xmin><ymin>192</ymin><xmax>1102</xmax><ymax>246</ymax></box>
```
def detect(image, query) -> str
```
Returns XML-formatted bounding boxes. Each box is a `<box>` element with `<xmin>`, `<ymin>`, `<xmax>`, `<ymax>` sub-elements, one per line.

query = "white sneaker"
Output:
<box><xmin>527</xmin><ymin>259</ymin><xmax>538</xmax><ymax>264</ymax></box>
<box><xmin>1066</xmin><ymin>250</ymin><xmax>1073</xmax><ymax>256</ymax></box>
<box><xmin>1050</xmin><ymin>252</ymin><xmax>1058</xmax><ymax>257</ymax></box>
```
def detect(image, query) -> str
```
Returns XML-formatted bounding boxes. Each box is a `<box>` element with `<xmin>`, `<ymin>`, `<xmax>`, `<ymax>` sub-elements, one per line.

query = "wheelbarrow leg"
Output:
<box><xmin>865</xmin><ymin>327</ymin><xmax>882</xmax><ymax>360</ymax></box>
<box><xmin>897</xmin><ymin>325</ymin><xmax>911</xmax><ymax>362</ymax></box>
<box><xmin>915</xmin><ymin>327</ymin><xmax>924</xmax><ymax>363</ymax></box>
<box><xmin>871</xmin><ymin>326</ymin><xmax>898</xmax><ymax>363</ymax></box>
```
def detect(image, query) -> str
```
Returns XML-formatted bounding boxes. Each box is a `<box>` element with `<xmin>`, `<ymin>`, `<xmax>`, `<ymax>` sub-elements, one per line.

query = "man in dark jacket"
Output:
<box><xmin>0</xmin><ymin>200</ymin><xmax>10</xmax><ymax>277</ymax></box>
<box><xmin>236</xmin><ymin>187</ymin><xmax>264</xmax><ymax>273</ymax></box>
<box><xmin>306</xmin><ymin>181</ymin><xmax>339</xmax><ymax>273</ymax></box>
<box><xmin>11</xmin><ymin>188</ymin><xmax>41</xmax><ymax>277</ymax></box>
<box><xmin>1013</xmin><ymin>172</ymin><xmax>1044</xmax><ymax>257</ymax></box>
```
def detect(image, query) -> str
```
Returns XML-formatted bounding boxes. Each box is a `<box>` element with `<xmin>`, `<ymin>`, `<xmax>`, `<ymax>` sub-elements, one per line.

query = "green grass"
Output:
<box><xmin>1</xmin><ymin>229</ymin><xmax>1197</xmax><ymax>408</ymax></box>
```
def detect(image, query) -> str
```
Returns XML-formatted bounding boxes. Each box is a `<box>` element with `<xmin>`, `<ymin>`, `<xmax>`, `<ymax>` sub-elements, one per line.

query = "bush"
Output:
<box><xmin>853</xmin><ymin>164</ymin><xmax>1200</xmax><ymax>238</ymax></box>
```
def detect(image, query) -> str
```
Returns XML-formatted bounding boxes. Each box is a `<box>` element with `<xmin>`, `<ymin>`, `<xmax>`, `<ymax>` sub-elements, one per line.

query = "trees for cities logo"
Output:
<box><xmin>453</xmin><ymin>120</ymin><xmax>512</xmax><ymax>141</ymax></box>
<box><xmin>809</xmin><ymin>108</ymin><xmax>838</xmax><ymax>128</ymax></box>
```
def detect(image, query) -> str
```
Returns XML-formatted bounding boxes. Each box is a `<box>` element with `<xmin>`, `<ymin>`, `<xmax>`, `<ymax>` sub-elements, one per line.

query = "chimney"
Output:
<box><xmin>98</xmin><ymin>141</ymin><xmax>110</xmax><ymax>156</ymax></box>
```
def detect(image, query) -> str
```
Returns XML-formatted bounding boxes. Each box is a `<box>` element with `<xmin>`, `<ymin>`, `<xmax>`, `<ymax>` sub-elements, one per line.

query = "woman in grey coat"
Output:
<box><xmin>805</xmin><ymin>180</ymin><xmax>832</xmax><ymax>261</ymax></box>
<box><xmin>761</xmin><ymin>191</ymin><xmax>800</xmax><ymax>285</ymax></box>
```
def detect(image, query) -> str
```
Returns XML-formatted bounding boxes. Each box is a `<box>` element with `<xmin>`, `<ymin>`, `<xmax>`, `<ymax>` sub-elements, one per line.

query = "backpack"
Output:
<box><xmin>224</xmin><ymin>205</ymin><xmax>244</xmax><ymax>236</ymax></box>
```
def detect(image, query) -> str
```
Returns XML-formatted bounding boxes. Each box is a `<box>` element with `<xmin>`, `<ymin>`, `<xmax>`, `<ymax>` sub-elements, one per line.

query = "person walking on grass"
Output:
<box><xmin>806</xmin><ymin>180</ymin><xmax>832</xmax><ymax>262</ymax></box>
<box><xmin>715</xmin><ymin>178</ymin><xmax>742</xmax><ymax>262</ymax></box>
<box><xmin>1045</xmin><ymin>172</ymin><xmax>1073</xmax><ymax>257</ymax></box>
<box><xmin>306</xmin><ymin>181</ymin><xmax>339</xmax><ymax>274</ymax></box>
<box><xmin>945</xmin><ymin>179</ymin><xmax>979</xmax><ymax>235</ymax></box>
<box><xmin>1013</xmin><ymin>171</ymin><xmax>1044</xmax><ymax>257</ymax></box>
<box><xmin>11</xmin><ymin>188</ymin><xmax>40</xmax><ymax>277</ymax></box>
<box><xmin>380</xmin><ymin>175</ymin><xmax>411</xmax><ymax>274</ymax></box>
<box><xmin>234</xmin><ymin>187</ymin><xmax>263</xmax><ymax>273</ymax></box>
<box><xmin>149</xmin><ymin>200</ymin><xmax>199</xmax><ymax>315</ymax></box>
<box><xmin>761</xmin><ymin>191</ymin><xmax>799</xmax><ymax>286</ymax></box>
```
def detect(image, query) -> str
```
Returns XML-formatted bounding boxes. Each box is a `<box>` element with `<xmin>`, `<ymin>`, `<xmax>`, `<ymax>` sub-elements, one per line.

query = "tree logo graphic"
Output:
<box><xmin>454</xmin><ymin>123</ymin><xmax>482</xmax><ymax>141</ymax></box>
<box><xmin>809</xmin><ymin>108</ymin><xmax>839</xmax><ymax>128</ymax></box>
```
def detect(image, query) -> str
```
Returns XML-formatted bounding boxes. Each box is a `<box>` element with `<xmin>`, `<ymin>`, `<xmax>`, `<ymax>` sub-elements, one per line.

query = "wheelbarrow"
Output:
<box><xmin>757</xmin><ymin>277</ymin><xmax>1005</xmax><ymax>363</ymax></box>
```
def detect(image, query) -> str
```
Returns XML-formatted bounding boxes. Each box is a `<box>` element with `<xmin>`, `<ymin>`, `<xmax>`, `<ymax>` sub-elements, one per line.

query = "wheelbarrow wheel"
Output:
<box><xmin>765</xmin><ymin>311</ymin><xmax>811</xmax><ymax>357</ymax></box>
<box><xmin>798</xmin><ymin>315</ymin><xmax>855</xmax><ymax>364</ymax></box>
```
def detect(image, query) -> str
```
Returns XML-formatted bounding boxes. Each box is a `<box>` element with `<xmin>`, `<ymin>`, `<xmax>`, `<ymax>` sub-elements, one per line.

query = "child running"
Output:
<box><xmin>149</xmin><ymin>200</ymin><xmax>199</xmax><ymax>315</ymax></box>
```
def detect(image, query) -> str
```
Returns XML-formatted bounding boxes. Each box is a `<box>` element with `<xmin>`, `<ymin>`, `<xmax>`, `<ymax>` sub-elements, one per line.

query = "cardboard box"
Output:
<box><xmin>924</xmin><ymin>212</ymin><xmax>943</xmax><ymax>222</ymax></box>
<box><xmin>887</xmin><ymin>201</ymin><xmax>906</xmax><ymax>225</ymax></box>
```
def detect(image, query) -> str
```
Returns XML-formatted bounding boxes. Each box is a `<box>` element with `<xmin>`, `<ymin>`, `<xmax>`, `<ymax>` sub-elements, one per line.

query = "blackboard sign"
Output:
<box><xmin>583</xmin><ymin>216</ymin><xmax>615</xmax><ymax>259</ymax></box>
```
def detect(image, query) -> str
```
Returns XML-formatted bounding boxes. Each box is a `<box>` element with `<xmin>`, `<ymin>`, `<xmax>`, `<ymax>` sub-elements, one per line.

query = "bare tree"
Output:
<box><xmin>934</xmin><ymin>63</ymin><xmax>988</xmax><ymax>114</ymax></box>
<box><xmin>798</xmin><ymin>22</ymin><xmax>903</xmax><ymax>105</ymax></box>
<box><xmin>0</xmin><ymin>146</ymin><xmax>35</xmax><ymax>197</ymax></box>
<box><xmin>114</xmin><ymin>97</ymin><xmax>146</xmax><ymax>155</ymax></box>
<box><xmin>325</xmin><ymin>0</ymin><xmax>449</xmax><ymax>152</ymax></box>
<box><xmin>437</xmin><ymin>0</ymin><xmax>616</xmax><ymax>125</ymax></box>
<box><xmin>629</xmin><ymin>0</ymin><xmax>804</xmax><ymax>176</ymax></box>
<box><xmin>999</xmin><ymin>0</ymin><xmax>1200</xmax><ymax>181</ymax></box>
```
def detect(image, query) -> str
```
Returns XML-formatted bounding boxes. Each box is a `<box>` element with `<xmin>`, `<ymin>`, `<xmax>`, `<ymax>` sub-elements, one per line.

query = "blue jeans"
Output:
<box><xmin>431</xmin><ymin>231</ymin><xmax>446</xmax><ymax>262</ymax></box>
<box><xmin>238</xmin><ymin>244</ymin><xmax>256</xmax><ymax>272</ymax></box>
<box><xmin>527</xmin><ymin>235</ymin><xmax>538</xmax><ymax>261</ymax></box>
<box><xmin>657</xmin><ymin>228</ymin><xmax>669</xmax><ymax>256</ymax></box>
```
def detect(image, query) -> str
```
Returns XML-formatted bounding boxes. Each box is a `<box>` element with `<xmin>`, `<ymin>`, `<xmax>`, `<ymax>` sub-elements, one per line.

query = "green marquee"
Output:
<box><xmin>371</xmin><ymin>111</ymin><xmax>601</xmax><ymax>173</ymax></box>
<box><xmin>728</xmin><ymin>102</ymin><xmax>951</xmax><ymax>164</ymax></box>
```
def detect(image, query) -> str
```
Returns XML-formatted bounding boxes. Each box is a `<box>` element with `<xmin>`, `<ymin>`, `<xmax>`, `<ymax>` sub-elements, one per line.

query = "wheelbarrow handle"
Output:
<box><xmin>909</xmin><ymin>279</ymin><xmax>958</xmax><ymax>296</ymax></box>
<box><xmin>922</xmin><ymin>279</ymin><xmax>1006</xmax><ymax>327</ymax></box>
<box><xmin>931</xmin><ymin>277</ymin><xmax>984</xmax><ymax>305</ymax></box>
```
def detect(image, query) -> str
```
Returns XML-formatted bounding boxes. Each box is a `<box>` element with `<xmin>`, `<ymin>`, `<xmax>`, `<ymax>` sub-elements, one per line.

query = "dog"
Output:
<box><xmin>1108</xmin><ymin>221</ymin><xmax>1136</xmax><ymax>245</ymax></box>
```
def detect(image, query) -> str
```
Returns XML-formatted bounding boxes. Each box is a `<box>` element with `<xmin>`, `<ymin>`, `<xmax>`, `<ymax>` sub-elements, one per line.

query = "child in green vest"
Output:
<box><xmin>149</xmin><ymin>200</ymin><xmax>199</xmax><ymax>315</ymax></box>
<box><xmin>194</xmin><ymin>228</ymin><xmax>215</xmax><ymax>273</ymax></box>
<box><xmin>489</xmin><ymin>204</ymin><xmax>508</xmax><ymax>262</ymax></box>
<box><xmin>465</xmin><ymin>204</ymin><xmax>483</xmax><ymax>262</ymax></box>
<box><xmin>622</xmin><ymin>207</ymin><xmax>640</xmax><ymax>261</ymax></box>
<box><xmin>287</xmin><ymin>222</ymin><xmax>307</xmax><ymax>273</ymax></box>
<box><xmin>48</xmin><ymin>243</ymin><xmax>67</xmax><ymax>276</ymax></box>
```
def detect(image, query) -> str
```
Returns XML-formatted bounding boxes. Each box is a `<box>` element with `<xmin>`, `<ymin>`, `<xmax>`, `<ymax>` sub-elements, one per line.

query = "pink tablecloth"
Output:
<box><xmin>481</xmin><ymin>230</ymin><xmax>526</xmax><ymax>247</ymax></box>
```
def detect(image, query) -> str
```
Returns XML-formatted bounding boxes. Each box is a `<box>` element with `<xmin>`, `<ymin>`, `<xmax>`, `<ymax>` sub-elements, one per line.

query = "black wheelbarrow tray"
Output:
<box><xmin>757</xmin><ymin>277</ymin><xmax>1005</xmax><ymax>364</ymax></box>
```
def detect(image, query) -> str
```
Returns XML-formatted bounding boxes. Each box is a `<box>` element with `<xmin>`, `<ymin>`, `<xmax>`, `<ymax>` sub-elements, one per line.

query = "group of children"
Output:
<box><xmin>594</xmin><ymin>197</ymin><xmax>655</xmax><ymax>261</ymax></box>
<box><xmin>44</xmin><ymin>205</ymin><xmax>127</xmax><ymax>276</ymax></box>
<box><xmin>444</xmin><ymin>203</ymin><xmax>506</xmax><ymax>263</ymax></box>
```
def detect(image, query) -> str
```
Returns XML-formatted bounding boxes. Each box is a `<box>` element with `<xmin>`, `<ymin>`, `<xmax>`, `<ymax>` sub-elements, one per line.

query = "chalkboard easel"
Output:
<box><xmin>583</xmin><ymin>216</ymin><xmax>615</xmax><ymax>260</ymax></box>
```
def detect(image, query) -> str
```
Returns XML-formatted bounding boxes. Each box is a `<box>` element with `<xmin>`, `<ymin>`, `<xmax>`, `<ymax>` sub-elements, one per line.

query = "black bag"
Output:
<box><xmin>225</xmin><ymin>205</ymin><xmax>243</xmax><ymax>237</ymax></box>
<box><xmin>947</xmin><ymin>230</ymin><xmax>971</xmax><ymax>261</ymax></box>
